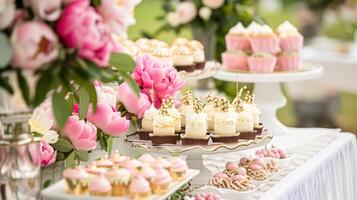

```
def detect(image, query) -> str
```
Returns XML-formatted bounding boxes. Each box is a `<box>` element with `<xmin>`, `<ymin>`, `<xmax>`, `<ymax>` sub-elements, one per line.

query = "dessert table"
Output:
<box><xmin>203</xmin><ymin>128</ymin><xmax>357</xmax><ymax>200</ymax></box>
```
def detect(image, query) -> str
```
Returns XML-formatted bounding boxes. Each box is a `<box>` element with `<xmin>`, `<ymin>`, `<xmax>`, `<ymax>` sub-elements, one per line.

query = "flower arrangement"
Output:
<box><xmin>0</xmin><ymin>0</ymin><xmax>144</xmax><ymax>167</ymax></box>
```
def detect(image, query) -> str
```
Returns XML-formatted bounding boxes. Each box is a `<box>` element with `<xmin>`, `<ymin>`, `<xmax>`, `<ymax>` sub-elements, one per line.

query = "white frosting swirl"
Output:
<box><xmin>247</xmin><ymin>22</ymin><xmax>274</xmax><ymax>36</ymax></box>
<box><xmin>276</xmin><ymin>21</ymin><xmax>299</xmax><ymax>37</ymax></box>
<box><xmin>143</xmin><ymin>105</ymin><xmax>158</xmax><ymax>120</ymax></box>
<box><xmin>185</xmin><ymin>112</ymin><xmax>207</xmax><ymax>138</ymax></box>
<box><xmin>229</xmin><ymin>22</ymin><xmax>247</xmax><ymax>35</ymax></box>
<box><xmin>154</xmin><ymin>115</ymin><xmax>174</xmax><ymax>127</ymax></box>
<box><xmin>236</xmin><ymin>111</ymin><xmax>254</xmax><ymax>132</ymax></box>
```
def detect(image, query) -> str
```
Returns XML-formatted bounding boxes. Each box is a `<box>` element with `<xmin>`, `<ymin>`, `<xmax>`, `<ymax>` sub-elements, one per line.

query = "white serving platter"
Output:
<box><xmin>42</xmin><ymin>169</ymin><xmax>200</xmax><ymax>200</ymax></box>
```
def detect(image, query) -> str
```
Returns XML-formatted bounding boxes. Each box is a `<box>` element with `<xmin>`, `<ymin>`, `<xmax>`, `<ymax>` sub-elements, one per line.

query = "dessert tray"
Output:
<box><xmin>42</xmin><ymin>169</ymin><xmax>200</xmax><ymax>200</ymax></box>
<box><xmin>178</xmin><ymin>61</ymin><xmax>221</xmax><ymax>81</ymax></box>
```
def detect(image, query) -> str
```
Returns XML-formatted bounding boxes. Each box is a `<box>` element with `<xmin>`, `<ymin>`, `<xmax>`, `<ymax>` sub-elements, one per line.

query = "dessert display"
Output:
<box><xmin>222</xmin><ymin>21</ymin><xmax>303</xmax><ymax>73</ymax></box>
<box><xmin>59</xmin><ymin>152</ymin><xmax>194</xmax><ymax>199</ymax></box>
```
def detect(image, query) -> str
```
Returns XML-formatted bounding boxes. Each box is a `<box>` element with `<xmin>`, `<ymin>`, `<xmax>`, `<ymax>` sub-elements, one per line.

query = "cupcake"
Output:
<box><xmin>181</xmin><ymin>97</ymin><xmax>209</xmax><ymax>145</ymax></box>
<box><xmin>137</xmin><ymin>43</ymin><xmax>152</xmax><ymax>55</ymax></box>
<box><xmin>88</xmin><ymin>175</ymin><xmax>112</xmax><ymax>196</ymax></box>
<box><xmin>136</xmin><ymin>38</ymin><xmax>150</xmax><ymax>46</ymax></box>
<box><xmin>244</xmin><ymin>92</ymin><xmax>262</xmax><ymax>132</ymax></box>
<box><xmin>179</xmin><ymin>90</ymin><xmax>194</xmax><ymax>128</ymax></box>
<box><xmin>119</xmin><ymin>39</ymin><xmax>142</xmax><ymax>58</ymax></box>
<box><xmin>149</xmin><ymin>39</ymin><xmax>169</xmax><ymax>48</ymax></box>
<box><xmin>248</xmin><ymin>52</ymin><xmax>277</xmax><ymax>73</ymax></box>
<box><xmin>169</xmin><ymin>157</ymin><xmax>188</xmax><ymax>181</ymax></box>
<box><xmin>129</xmin><ymin>177</ymin><xmax>152</xmax><ymax>200</ymax></box>
<box><xmin>86</xmin><ymin>162</ymin><xmax>107</xmax><ymax>176</ymax></box>
<box><xmin>203</xmin><ymin>93</ymin><xmax>217</xmax><ymax>131</ymax></box>
<box><xmin>232</xmin><ymin>98</ymin><xmax>256</xmax><ymax>140</ymax></box>
<box><xmin>150</xmin><ymin>46</ymin><xmax>173</xmax><ymax>65</ymax></box>
<box><xmin>171</xmin><ymin>44</ymin><xmax>195</xmax><ymax>72</ymax></box>
<box><xmin>121</xmin><ymin>159</ymin><xmax>144</xmax><ymax>170</ymax></box>
<box><xmin>247</xmin><ymin>22</ymin><xmax>280</xmax><ymax>53</ymax></box>
<box><xmin>140</xmin><ymin>104</ymin><xmax>158</xmax><ymax>140</ymax></box>
<box><xmin>152</xmin><ymin>157</ymin><xmax>171</xmax><ymax>170</ymax></box>
<box><xmin>225</xmin><ymin>22</ymin><xmax>251</xmax><ymax>52</ymax></box>
<box><xmin>138</xmin><ymin>154</ymin><xmax>156</xmax><ymax>165</ymax></box>
<box><xmin>212</xmin><ymin>98</ymin><xmax>239</xmax><ymax>143</ymax></box>
<box><xmin>151</xmin><ymin>102</ymin><xmax>177</xmax><ymax>145</ymax></box>
<box><xmin>135</xmin><ymin>166</ymin><xmax>156</xmax><ymax>181</ymax></box>
<box><xmin>276</xmin><ymin>51</ymin><xmax>301</xmax><ymax>71</ymax></box>
<box><xmin>165</xmin><ymin>97</ymin><xmax>182</xmax><ymax>132</ymax></box>
<box><xmin>187</xmin><ymin>40</ymin><xmax>205</xmax><ymax>70</ymax></box>
<box><xmin>172</xmin><ymin>37</ymin><xmax>189</xmax><ymax>46</ymax></box>
<box><xmin>63</xmin><ymin>168</ymin><xmax>89</xmax><ymax>195</ymax></box>
<box><xmin>95</xmin><ymin>156</ymin><xmax>114</xmax><ymax>169</ymax></box>
<box><xmin>276</xmin><ymin>21</ymin><xmax>303</xmax><ymax>51</ymax></box>
<box><xmin>246</xmin><ymin>163</ymin><xmax>268</xmax><ymax>181</ymax></box>
<box><xmin>105</xmin><ymin>168</ymin><xmax>131</xmax><ymax>196</ymax></box>
<box><xmin>221</xmin><ymin>50</ymin><xmax>249</xmax><ymax>71</ymax></box>
<box><xmin>110</xmin><ymin>151</ymin><xmax>130</xmax><ymax>167</ymax></box>
<box><xmin>151</xmin><ymin>168</ymin><xmax>172</xmax><ymax>194</ymax></box>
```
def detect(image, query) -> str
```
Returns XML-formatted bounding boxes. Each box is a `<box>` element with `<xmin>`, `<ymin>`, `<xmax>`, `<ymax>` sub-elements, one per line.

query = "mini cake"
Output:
<box><xmin>247</xmin><ymin>22</ymin><xmax>280</xmax><ymax>53</ymax></box>
<box><xmin>171</xmin><ymin>44</ymin><xmax>195</xmax><ymax>72</ymax></box>
<box><xmin>265</xmin><ymin>159</ymin><xmax>279</xmax><ymax>173</ymax></box>
<box><xmin>149</xmin><ymin>39</ymin><xmax>169</xmax><ymax>48</ymax></box>
<box><xmin>224</xmin><ymin>161</ymin><xmax>247</xmax><ymax>177</ymax></box>
<box><xmin>246</xmin><ymin>163</ymin><xmax>268</xmax><ymax>181</ymax></box>
<box><xmin>63</xmin><ymin>167</ymin><xmax>89</xmax><ymax>195</ymax></box>
<box><xmin>129</xmin><ymin>177</ymin><xmax>152</xmax><ymax>200</ymax></box>
<box><xmin>179</xmin><ymin>90</ymin><xmax>194</xmax><ymax>128</ymax></box>
<box><xmin>88</xmin><ymin>175</ymin><xmax>112</xmax><ymax>196</ymax></box>
<box><xmin>95</xmin><ymin>156</ymin><xmax>114</xmax><ymax>169</ymax></box>
<box><xmin>244</xmin><ymin>92</ymin><xmax>263</xmax><ymax>133</ymax></box>
<box><xmin>135</xmin><ymin>38</ymin><xmax>150</xmax><ymax>46</ymax></box>
<box><xmin>232</xmin><ymin>98</ymin><xmax>256</xmax><ymax>140</ymax></box>
<box><xmin>276</xmin><ymin>51</ymin><xmax>301</xmax><ymax>71</ymax></box>
<box><xmin>136</xmin><ymin>43</ymin><xmax>152</xmax><ymax>55</ymax></box>
<box><xmin>212</xmin><ymin>98</ymin><xmax>239</xmax><ymax>143</ymax></box>
<box><xmin>187</xmin><ymin>40</ymin><xmax>205</xmax><ymax>70</ymax></box>
<box><xmin>276</xmin><ymin>21</ymin><xmax>303</xmax><ymax>51</ymax></box>
<box><xmin>169</xmin><ymin>157</ymin><xmax>188</xmax><ymax>181</ymax></box>
<box><xmin>221</xmin><ymin>50</ymin><xmax>249</xmax><ymax>71</ymax></box>
<box><xmin>135</xmin><ymin>166</ymin><xmax>156</xmax><ymax>181</ymax></box>
<box><xmin>151</xmin><ymin>102</ymin><xmax>177</xmax><ymax>145</ymax></box>
<box><xmin>152</xmin><ymin>157</ymin><xmax>171</xmax><ymax>170</ymax></box>
<box><xmin>105</xmin><ymin>168</ymin><xmax>131</xmax><ymax>196</ymax></box>
<box><xmin>151</xmin><ymin>168</ymin><xmax>172</xmax><ymax>194</ymax></box>
<box><xmin>165</xmin><ymin>97</ymin><xmax>182</xmax><ymax>132</ymax></box>
<box><xmin>85</xmin><ymin>162</ymin><xmax>107</xmax><ymax>176</ymax></box>
<box><xmin>172</xmin><ymin>37</ymin><xmax>189</xmax><ymax>46</ymax></box>
<box><xmin>121</xmin><ymin>159</ymin><xmax>144</xmax><ymax>170</ymax></box>
<box><xmin>248</xmin><ymin>52</ymin><xmax>277</xmax><ymax>73</ymax></box>
<box><xmin>209</xmin><ymin>172</ymin><xmax>255</xmax><ymax>192</ymax></box>
<box><xmin>225</xmin><ymin>22</ymin><xmax>251</xmax><ymax>52</ymax></box>
<box><xmin>140</xmin><ymin>104</ymin><xmax>158</xmax><ymax>140</ymax></box>
<box><xmin>203</xmin><ymin>93</ymin><xmax>216</xmax><ymax>131</ymax></box>
<box><xmin>138</xmin><ymin>154</ymin><xmax>156</xmax><ymax>165</ymax></box>
<box><xmin>181</xmin><ymin>97</ymin><xmax>209</xmax><ymax>145</ymax></box>
<box><xmin>110</xmin><ymin>151</ymin><xmax>130</xmax><ymax>166</ymax></box>
<box><xmin>150</xmin><ymin>46</ymin><xmax>173</xmax><ymax>65</ymax></box>
<box><xmin>119</xmin><ymin>39</ymin><xmax>142</xmax><ymax>58</ymax></box>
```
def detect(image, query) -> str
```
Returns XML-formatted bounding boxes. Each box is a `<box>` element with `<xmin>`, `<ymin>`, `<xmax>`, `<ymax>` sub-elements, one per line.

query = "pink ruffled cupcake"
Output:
<box><xmin>248</xmin><ymin>53</ymin><xmax>277</xmax><ymax>73</ymax></box>
<box><xmin>276</xmin><ymin>51</ymin><xmax>301</xmax><ymax>71</ymax></box>
<box><xmin>89</xmin><ymin>175</ymin><xmax>112</xmax><ymax>196</ymax></box>
<box><xmin>63</xmin><ymin>167</ymin><xmax>89</xmax><ymax>195</ymax></box>
<box><xmin>225</xmin><ymin>23</ymin><xmax>251</xmax><ymax>52</ymax></box>
<box><xmin>151</xmin><ymin>168</ymin><xmax>172</xmax><ymax>194</ymax></box>
<box><xmin>169</xmin><ymin>157</ymin><xmax>188</xmax><ymax>181</ymax></box>
<box><xmin>129</xmin><ymin>177</ymin><xmax>152</xmax><ymax>200</ymax></box>
<box><xmin>276</xmin><ymin>21</ymin><xmax>303</xmax><ymax>51</ymax></box>
<box><xmin>221</xmin><ymin>51</ymin><xmax>248</xmax><ymax>71</ymax></box>
<box><xmin>247</xmin><ymin>22</ymin><xmax>280</xmax><ymax>53</ymax></box>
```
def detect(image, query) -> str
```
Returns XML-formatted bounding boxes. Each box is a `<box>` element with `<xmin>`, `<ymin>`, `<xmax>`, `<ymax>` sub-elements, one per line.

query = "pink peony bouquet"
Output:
<box><xmin>0</xmin><ymin>0</ymin><xmax>141</xmax><ymax>168</ymax></box>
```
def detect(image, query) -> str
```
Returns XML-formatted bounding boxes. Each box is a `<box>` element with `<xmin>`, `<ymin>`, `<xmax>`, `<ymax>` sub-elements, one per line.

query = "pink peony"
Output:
<box><xmin>132</xmin><ymin>55</ymin><xmax>185</xmax><ymax>108</ymax></box>
<box><xmin>27</xmin><ymin>0</ymin><xmax>62</xmax><ymax>21</ymax></box>
<box><xmin>117</xmin><ymin>82</ymin><xmax>151</xmax><ymax>119</ymax></box>
<box><xmin>176</xmin><ymin>1</ymin><xmax>197</xmax><ymax>24</ymax></box>
<box><xmin>56</xmin><ymin>0</ymin><xmax>114</xmax><ymax>67</ymax></box>
<box><xmin>11</xmin><ymin>21</ymin><xmax>58</xmax><ymax>70</ymax></box>
<box><xmin>87</xmin><ymin>102</ymin><xmax>130</xmax><ymax>137</ymax></box>
<box><xmin>0</xmin><ymin>0</ymin><xmax>15</xmax><ymax>30</ymax></box>
<box><xmin>40</xmin><ymin>140</ymin><xmax>57</xmax><ymax>167</ymax></box>
<box><xmin>63</xmin><ymin>115</ymin><xmax>97</xmax><ymax>151</ymax></box>
<box><xmin>202</xmin><ymin>0</ymin><xmax>225</xmax><ymax>9</ymax></box>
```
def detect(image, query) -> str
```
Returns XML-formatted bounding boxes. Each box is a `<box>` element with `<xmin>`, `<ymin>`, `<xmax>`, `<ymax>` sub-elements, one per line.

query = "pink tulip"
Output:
<box><xmin>132</xmin><ymin>55</ymin><xmax>184</xmax><ymax>108</ymax></box>
<box><xmin>56</xmin><ymin>0</ymin><xmax>114</xmax><ymax>67</ymax></box>
<box><xmin>63</xmin><ymin>115</ymin><xmax>97</xmax><ymax>151</ymax></box>
<box><xmin>11</xmin><ymin>21</ymin><xmax>58</xmax><ymax>70</ymax></box>
<box><xmin>101</xmin><ymin>112</ymin><xmax>130</xmax><ymax>136</ymax></box>
<box><xmin>117</xmin><ymin>83</ymin><xmax>151</xmax><ymax>119</ymax></box>
<box><xmin>0</xmin><ymin>0</ymin><xmax>15</xmax><ymax>30</ymax></box>
<box><xmin>27</xmin><ymin>0</ymin><xmax>62</xmax><ymax>21</ymax></box>
<box><xmin>40</xmin><ymin>140</ymin><xmax>57</xmax><ymax>167</ymax></box>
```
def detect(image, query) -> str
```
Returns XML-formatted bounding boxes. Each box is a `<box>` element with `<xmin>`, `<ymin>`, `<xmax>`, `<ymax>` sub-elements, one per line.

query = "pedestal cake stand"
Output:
<box><xmin>124</xmin><ymin>133</ymin><xmax>273</xmax><ymax>185</ymax></box>
<box><xmin>213</xmin><ymin>63</ymin><xmax>323</xmax><ymax>135</ymax></box>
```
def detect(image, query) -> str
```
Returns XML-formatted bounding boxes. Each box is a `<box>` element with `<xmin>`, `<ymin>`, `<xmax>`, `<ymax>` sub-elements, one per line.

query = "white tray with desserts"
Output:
<box><xmin>42</xmin><ymin>169</ymin><xmax>200</xmax><ymax>200</ymax></box>
<box><xmin>178</xmin><ymin>60</ymin><xmax>221</xmax><ymax>81</ymax></box>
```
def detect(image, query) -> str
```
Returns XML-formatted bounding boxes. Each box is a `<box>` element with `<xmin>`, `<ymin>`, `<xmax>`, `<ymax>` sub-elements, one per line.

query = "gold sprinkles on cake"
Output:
<box><xmin>205</xmin><ymin>93</ymin><xmax>215</xmax><ymax>103</ymax></box>
<box><xmin>159</xmin><ymin>103</ymin><xmax>169</xmax><ymax>116</ymax></box>
<box><xmin>193</xmin><ymin>97</ymin><xmax>203</xmax><ymax>113</ymax></box>
<box><xmin>182</xmin><ymin>90</ymin><xmax>193</xmax><ymax>105</ymax></box>
<box><xmin>220</xmin><ymin>99</ymin><xmax>230</xmax><ymax>112</ymax></box>
<box><xmin>164</xmin><ymin>96</ymin><xmax>174</xmax><ymax>108</ymax></box>
<box><xmin>245</xmin><ymin>91</ymin><xmax>255</xmax><ymax>104</ymax></box>
<box><xmin>234</xmin><ymin>99</ymin><xmax>244</xmax><ymax>113</ymax></box>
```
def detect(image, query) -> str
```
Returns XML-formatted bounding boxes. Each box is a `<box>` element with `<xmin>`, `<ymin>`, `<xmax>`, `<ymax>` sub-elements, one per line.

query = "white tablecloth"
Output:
<box><xmin>204</xmin><ymin>128</ymin><xmax>357</xmax><ymax>200</ymax></box>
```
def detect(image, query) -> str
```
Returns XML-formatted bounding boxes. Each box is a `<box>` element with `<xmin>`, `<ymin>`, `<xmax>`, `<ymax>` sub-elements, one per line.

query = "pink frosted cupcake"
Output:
<box><xmin>152</xmin><ymin>157</ymin><xmax>171</xmax><ymax>170</ymax></box>
<box><xmin>95</xmin><ymin>156</ymin><xmax>114</xmax><ymax>169</ymax></box>
<box><xmin>248</xmin><ymin>22</ymin><xmax>280</xmax><ymax>53</ymax></box>
<box><xmin>89</xmin><ymin>175</ymin><xmax>112</xmax><ymax>196</ymax></box>
<box><xmin>129</xmin><ymin>177</ymin><xmax>152</xmax><ymax>200</ymax></box>
<box><xmin>63</xmin><ymin>167</ymin><xmax>89</xmax><ymax>195</ymax></box>
<box><xmin>151</xmin><ymin>168</ymin><xmax>172</xmax><ymax>194</ymax></box>
<box><xmin>138</xmin><ymin>154</ymin><xmax>156</xmax><ymax>165</ymax></box>
<box><xmin>169</xmin><ymin>157</ymin><xmax>188</xmax><ymax>181</ymax></box>
<box><xmin>105</xmin><ymin>168</ymin><xmax>131</xmax><ymax>196</ymax></box>
<box><xmin>248</xmin><ymin>53</ymin><xmax>277</xmax><ymax>73</ymax></box>
<box><xmin>121</xmin><ymin>159</ymin><xmax>144</xmax><ymax>170</ymax></box>
<box><xmin>276</xmin><ymin>21</ymin><xmax>303</xmax><ymax>51</ymax></box>
<box><xmin>225</xmin><ymin>23</ymin><xmax>251</xmax><ymax>52</ymax></box>
<box><xmin>221</xmin><ymin>50</ymin><xmax>248</xmax><ymax>71</ymax></box>
<box><xmin>276</xmin><ymin>51</ymin><xmax>301</xmax><ymax>71</ymax></box>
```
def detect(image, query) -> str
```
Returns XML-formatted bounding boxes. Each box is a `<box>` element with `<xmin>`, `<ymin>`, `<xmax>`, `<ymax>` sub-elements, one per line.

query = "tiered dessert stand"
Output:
<box><xmin>214</xmin><ymin>63</ymin><xmax>323</xmax><ymax>135</ymax></box>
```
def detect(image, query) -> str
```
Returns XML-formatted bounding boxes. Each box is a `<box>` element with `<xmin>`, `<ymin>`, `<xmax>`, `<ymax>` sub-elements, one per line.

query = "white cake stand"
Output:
<box><xmin>213</xmin><ymin>63</ymin><xmax>323</xmax><ymax>135</ymax></box>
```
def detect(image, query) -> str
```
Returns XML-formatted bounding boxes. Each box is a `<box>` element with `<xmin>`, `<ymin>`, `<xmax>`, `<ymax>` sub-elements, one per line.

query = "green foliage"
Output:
<box><xmin>52</xmin><ymin>88</ymin><xmax>74</xmax><ymax>129</ymax></box>
<box><xmin>0</xmin><ymin>33</ymin><xmax>12</xmax><ymax>68</ymax></box>
<box><xmin>52</xmin><ymin>138</ymin><xmax>73</xmax><ymax>153</ymax></box>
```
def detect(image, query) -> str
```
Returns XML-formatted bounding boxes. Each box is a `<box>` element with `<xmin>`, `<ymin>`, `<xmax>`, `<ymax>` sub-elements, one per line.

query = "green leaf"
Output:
<box><xmin>52</xmin><ymin>88</ymin><xmax>74</xmax><ymax>129</ymax></box>
<box><xmin>33</xmin><ymin>70</ymin><xmax>53</xmax><ymax>107</ymax></box>
<box><xmin>86</xmin><ymin>61</ymin><xmax>116</xmax><ymax>82</ymax></box>
<box><xmin>118</xmin><ymin>71</ymin><xmax>140</xmax><ymax>96</ymax></box>
<box><xmin>0</xmin><ymin>33</ymin><xmax>12</xmax><ymax>68</ymax></box>
<box><xmin>98</xmin><ymin>132</ymin><xmax>107</xmax><ymax>151</ymax></box>
<box><xmin>56</xmin><ymin>152</ymin><xmax>65</xmax><ymax>161</ymax></box>
<box><xmin>32</xmin><ymin>132</ymin><xmax>42</xmax><ymax>138</ymax></box>
<box><xmin>91</xmin><ymin>0</ymin><xmax>101</xmax><ymax>7</ymax></box>
<box><xmin>84</xmin><ymin>83</ymin><xmax>97</xmax><ymax>113</ymax></box>
<box><xmin>79</xmin><ymin>86</ymin><xmax>89</xmax><ymax>119</ymax></box>
<box><xmin>16</xmin><ymin>70</ymin><xmax>30</xmax><ymax>106</ymax></box>
<box><xmin>0</xmin><ymin>75</ymin><xmax>14</xmax><ymax>94</ymax></box>
<box><xmin>43</xmin><ymin>180</ymin><xmax>51</xmax><ymax>188</ymax></box>
<box><xmin>110</xmin><ymin>53</ymin><xmax>135</xmax><ymax>72</ymax></box>
<box><xmin>75</xmin><ymin>150</ymin><xmax>89</xmax><ymax>162</ymax></box>
<box><xmin>106</xmin><ymin>136</ymin><xmax>113</xmax><ymax>153</ymax></box>
<box><xmin>52</xmin><ymin>138</ymin><xmax>73</xmax><ymax>153</ymax></box>
<box><xmin>65</xmin><ymin>151</ymin><xmax>77</xmax><ymax>168</ymax></box>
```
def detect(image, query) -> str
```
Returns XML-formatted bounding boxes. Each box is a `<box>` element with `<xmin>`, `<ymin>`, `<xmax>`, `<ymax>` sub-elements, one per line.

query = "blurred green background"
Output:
<box><xmin>128</xmin><ymin>0</ymin><xmax>357</xmax><ymax>133</ymax></box>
